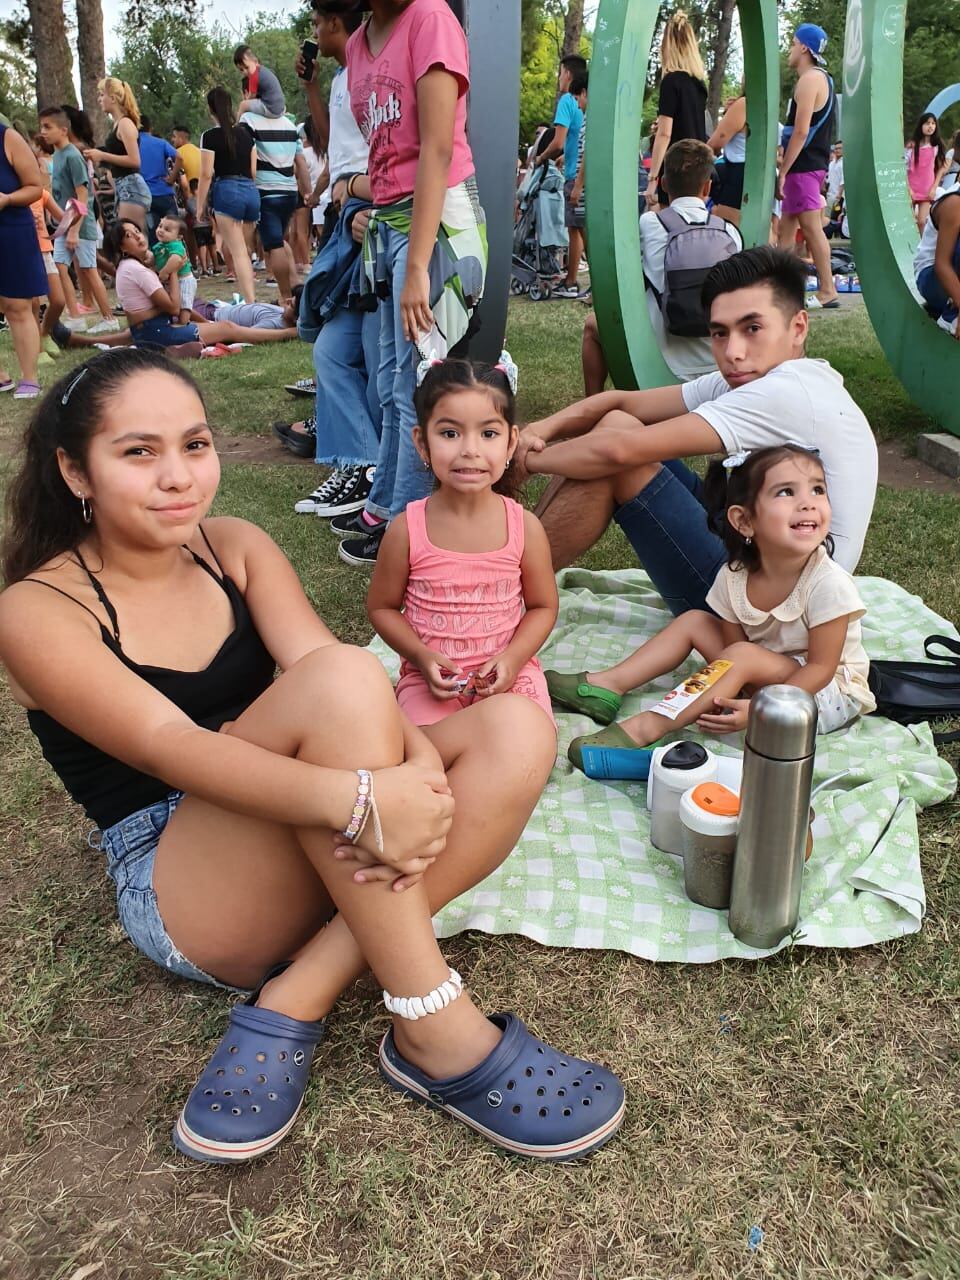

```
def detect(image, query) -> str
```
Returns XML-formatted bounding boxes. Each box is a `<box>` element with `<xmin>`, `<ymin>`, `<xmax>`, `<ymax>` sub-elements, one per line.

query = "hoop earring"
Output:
<box><xmin>77</xmin><ymin>493</ymin><xmax>93</xmax><ymax>525</ymax></box>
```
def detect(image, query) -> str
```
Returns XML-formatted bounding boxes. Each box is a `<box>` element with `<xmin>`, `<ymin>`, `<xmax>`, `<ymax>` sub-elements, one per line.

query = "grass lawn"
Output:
<box><xmin>0</xmin><ymin>290</ymin><xmax>958</xmax><ymax>1280</ymax></box>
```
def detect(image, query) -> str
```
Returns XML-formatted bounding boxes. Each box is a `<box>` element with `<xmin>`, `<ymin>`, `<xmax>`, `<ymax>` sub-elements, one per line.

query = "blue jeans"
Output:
<box><xmin>313</xmin><ymin>306</ymin><xmax>382</xmax><ymax>468</ymax></box>
<box><xmin>613</xmin><ymin>460</ymin><xmax>727</xmax><ymax>615</ymax></box>
<box><xmin>365</xmin><ymin>225</ymin><xmax>434</xmax><ymax>521</ymax></box>
<box><xmin>212</xmin><ymin>176</ymin><xmax>260</xmax><ymax>223</ymax></box>
<box><xmin>917</xmin><ymin>240</ymin><xmax>960</xmax><ymax>320</ymax></box>
<box><xmin>99</xmin><ymin>792</ymin><xmax>234</xmax><ymax>987</ymax></box>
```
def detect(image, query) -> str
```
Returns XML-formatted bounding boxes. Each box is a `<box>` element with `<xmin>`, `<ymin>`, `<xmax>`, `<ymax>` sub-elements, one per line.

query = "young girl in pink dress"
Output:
<box><xmin>906</xmin><ymin>112</ymin><xmax>948</xmax><ymax>232</ymax></box>
<box><xmin>367</xmin><ymin>357</ymin><xmax>558</xmax><ymax>729</ymax></box>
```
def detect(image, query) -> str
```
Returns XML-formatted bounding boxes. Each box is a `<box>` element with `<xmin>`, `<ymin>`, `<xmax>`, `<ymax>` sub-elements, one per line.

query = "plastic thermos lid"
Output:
<box><xmin>661</xmin><ymin>742</ymin><xmax>709</xmax><ymax>770</ymax></box>
<box><xmin>679</xmin><ymin>784</ymin><xmax>740</xmax><ymax>837</ymax></box>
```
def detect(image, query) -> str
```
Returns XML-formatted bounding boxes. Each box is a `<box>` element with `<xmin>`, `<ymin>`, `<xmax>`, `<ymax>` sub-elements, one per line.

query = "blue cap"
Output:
<box><xmin>795</xmin><ymin>23</ymin><xmax>828</xmax><ymax>65</ymax></box>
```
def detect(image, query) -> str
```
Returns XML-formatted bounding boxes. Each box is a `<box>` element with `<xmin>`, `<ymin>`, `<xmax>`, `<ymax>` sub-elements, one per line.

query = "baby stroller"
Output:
<box><xmin>511</xmin><ymin>163</ymin><xmax>568</xmax><ymax>301</ymax></box>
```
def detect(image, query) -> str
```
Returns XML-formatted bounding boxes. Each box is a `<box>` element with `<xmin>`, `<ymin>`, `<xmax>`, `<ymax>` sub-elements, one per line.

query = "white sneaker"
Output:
<box><xmin>936</xmin><ymin>314</ymin><xmax>958</xmax><ymax>336</ymax></box>
<box><xmin>87</xmin><ymin>317</ymin><xmax>121</xmax><ymax>334</ymax></box>
<box><xmin>63</xmin><ymin>315</ymin><xmax>90</xmax><ymax>331</ymax></box>
<box><xmin>294</xmin><ymin>469</ymin><xmax>351</xmax><ymax>514</ymax></box>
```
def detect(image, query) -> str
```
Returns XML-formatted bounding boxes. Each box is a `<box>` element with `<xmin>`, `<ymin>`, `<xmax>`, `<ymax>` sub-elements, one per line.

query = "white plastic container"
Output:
<box><xmin>679</xmin><ymin>783</ymin><xmax>740</xmax><ymax>908</ymax></box>
<box><xmin>648</xmin><ymin>742</ymin><xmax>718</xmax><ymax>855</ymax></box>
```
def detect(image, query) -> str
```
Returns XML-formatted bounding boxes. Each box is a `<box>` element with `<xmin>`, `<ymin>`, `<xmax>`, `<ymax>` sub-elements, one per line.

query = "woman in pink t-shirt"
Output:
<box><xmin>339</xmin><ymin>0</ymin><xmax>488</xmax><ymax>568</ymax></box>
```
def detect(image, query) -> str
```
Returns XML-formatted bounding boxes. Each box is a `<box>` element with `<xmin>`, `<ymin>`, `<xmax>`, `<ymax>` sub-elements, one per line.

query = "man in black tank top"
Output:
<box><xmin>777</xmin><ymin>23</ymin><xmax>838</xmax><ymax>308</ymax></box>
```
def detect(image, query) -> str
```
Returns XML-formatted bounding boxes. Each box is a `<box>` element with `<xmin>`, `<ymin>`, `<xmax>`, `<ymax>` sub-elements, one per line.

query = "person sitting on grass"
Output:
<box><xmin>913</xmin><ymin>185</ymin><xmax>960</xmax><ymax>337</ymax></box>
<box><xmin>581</xmin><ymin>138</ymin><xmax>742</xmax><ymax>393</ymax></box>
<box><xmin>516</xmin><ymin>246</ymin><xmax>878</xmax><ymax>615</ymax></box>
<box><xmin>0</xmin><ymin>348</ymin><xmax>624</xmax><ymax>1166</ymax></box>
<box><xmin>367</xmin><ymin>356</ymin><xmax>558</xmax><ymax>728</ymax></box>
<box><xmin>547</xmin><ymin>444</ymin><xmax>875</xmax><ymax>780</ymax></box>
<box><xmin>49</xmin><ymin>220</ymin><xmax>299</xmax><ymax>355</ymax></box>
<box><xmin>151</xmin><ymin>213</ymin><xmax>197</xmax><ymax>325</ymax></box>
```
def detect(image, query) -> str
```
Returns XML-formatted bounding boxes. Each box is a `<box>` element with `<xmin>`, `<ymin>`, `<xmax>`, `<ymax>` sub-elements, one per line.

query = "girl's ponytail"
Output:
<box><xmin>207</xmin><ymin>87</ymin><xmax>238</xmax><ymax>157</ymax></box>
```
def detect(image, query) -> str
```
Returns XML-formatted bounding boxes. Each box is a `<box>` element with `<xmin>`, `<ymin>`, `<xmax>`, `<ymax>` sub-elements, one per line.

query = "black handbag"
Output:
<box><xmin>868</xmin><ymin>635</ymin><xmax>960</xmax><ymax>744</ymax></box>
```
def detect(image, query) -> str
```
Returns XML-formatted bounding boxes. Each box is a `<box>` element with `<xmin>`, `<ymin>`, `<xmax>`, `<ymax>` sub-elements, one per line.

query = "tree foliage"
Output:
<box><xmin>109</xmin><ymin>10</ymin><xmax>329</xmax><ymax>137</ymax></box>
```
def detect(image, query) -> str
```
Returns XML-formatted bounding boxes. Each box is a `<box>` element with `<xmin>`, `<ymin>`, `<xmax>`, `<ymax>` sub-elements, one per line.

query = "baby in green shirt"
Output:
<box><xmin>152</xmin><ymin>214</ymin><xmax>197</xmax><ymax>323</ymax></box>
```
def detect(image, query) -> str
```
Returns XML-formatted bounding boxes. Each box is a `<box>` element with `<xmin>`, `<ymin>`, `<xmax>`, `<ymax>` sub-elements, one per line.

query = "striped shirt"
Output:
<box><xmin>240</xmin><ymin>111</ymin><xmax>303</xmax><ymax>194</ymax></box>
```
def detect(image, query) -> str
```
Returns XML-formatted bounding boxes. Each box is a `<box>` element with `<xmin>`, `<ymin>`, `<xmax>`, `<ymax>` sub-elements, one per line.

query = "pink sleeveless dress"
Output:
<box><xmin>395</xmin><ymin>496</ymin><xmax>555</xmax><ymax>727</ymax></box>
<box><xmin>907</xmin><ymin>144</ymin><xmax>937</xmax><ymax>201</ymax></box>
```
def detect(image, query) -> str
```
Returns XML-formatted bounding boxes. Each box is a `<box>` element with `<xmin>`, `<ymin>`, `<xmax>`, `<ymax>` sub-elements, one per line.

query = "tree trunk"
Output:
<box><xmin>75</xmin><ymin>0</ymin><xmax>108</xmax><ymax>140</ymax></box>
<box><xmin>707</xmin><ymin>0</ymin><xmax>737</xmax><ymax>126</ymax></box>
<box><xmin>562</xmin><ymin>0</ymin><xmax>584</xmax><ymax>59</ymax></box>
<box><xmin>26</xmin><ymin>0</ymin><xmax>75</xmax><ymax>108</ymax></box>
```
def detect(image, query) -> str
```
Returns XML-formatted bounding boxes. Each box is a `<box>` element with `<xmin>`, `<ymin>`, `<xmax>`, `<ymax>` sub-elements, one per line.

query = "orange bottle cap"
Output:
<box><xmin>691</xmin><ymin>783</ymin><xmax>740</xmax><ymax>817</ymax></box>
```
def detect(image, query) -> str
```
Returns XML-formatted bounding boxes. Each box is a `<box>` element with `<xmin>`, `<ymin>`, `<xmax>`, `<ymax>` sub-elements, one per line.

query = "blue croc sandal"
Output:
<box><xmin>379</xmin><ymin>1012</ymin><xmax>625</xmax><ymax>1161</ymax></box>
<box><xmin>173</xmin><ymin>989</ymin><xmax>325</xmax><ymax>1165</ymax></box>
<box><xmin>569</xmin><ymin>723</ymin><xmax>655</xmax><ymax>780</ymax></box>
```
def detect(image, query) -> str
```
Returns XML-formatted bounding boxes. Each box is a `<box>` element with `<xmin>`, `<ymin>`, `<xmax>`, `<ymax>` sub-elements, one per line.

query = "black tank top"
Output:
<box><xmin>784</xmin><ymin>70</ymin><xmax>835</xmax><ymax>174</ymax></box>
<box><xmin>25</xmin><ymin>529</ymin><xmax>276</xmax><ymax>830</ymax></box>
<box><xmin>101</xmin><ymin>124</ymin><xmax>138</xmax><ymax>178</ymax></box>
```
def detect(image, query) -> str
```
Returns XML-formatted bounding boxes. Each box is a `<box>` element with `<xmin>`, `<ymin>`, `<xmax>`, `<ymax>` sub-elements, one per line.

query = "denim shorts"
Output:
<box><xmin>258</xmin><ymin>191</ymin><xmax>298</xmax><ymax>250</ymax></box>
<box><xmin>130</xmin><ymin>314</ymin><xmax>201</xmax><ymax>348</ymax></box>
<box><xmin>212</xmin><ymin>176</ymin><xmax>261</xmax><ymax>224</ymax></box>
<box><xmin>99</xmin><ymin>792</ymin><xmax>228</xmax><ymax>986</ymax></box>
<box><xmin>114</xmin><ymin>172</ymin><xmax>153</xmax><ymax>210</ymax></box>
<box><xmin>613</xmin><ymin>459</ymin><xmax>727</xmax><ymax>615</ymax></box>
<box><xmin>53</xmin><ymin>237</ymin><xmax>97</xmax><ymax>269</ymax></box>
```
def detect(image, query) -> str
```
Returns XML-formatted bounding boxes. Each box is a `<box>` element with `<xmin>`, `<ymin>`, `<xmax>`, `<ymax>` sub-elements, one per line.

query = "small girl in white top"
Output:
<box><xmin>548</xmin><ymin>445</ymin><xmax>876</xmax><ymax>777</ymax></box>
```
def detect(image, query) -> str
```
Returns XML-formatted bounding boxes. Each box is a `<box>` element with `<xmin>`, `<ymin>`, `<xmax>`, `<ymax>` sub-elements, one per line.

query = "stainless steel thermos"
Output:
<box><xmin>729</xmin><ymin>685</ymin><xmax>818</xmax><ymax>949</ymax></box>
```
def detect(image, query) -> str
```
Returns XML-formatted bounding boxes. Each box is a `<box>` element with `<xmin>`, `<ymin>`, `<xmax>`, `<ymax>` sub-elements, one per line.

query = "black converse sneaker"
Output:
<box><xmin>293</xmin><ymin>468</ymin><xmax>353</xmax><ymax>515</ymax></box>
<box><xmin>337</xmin><ymin>524</ymin><xmax>386</xmax><ymax>567</ymax></box>
<box><xmin>313</xmin><ymin>465</ymin><xmax>376</xmax><ymax>518</ymax></box>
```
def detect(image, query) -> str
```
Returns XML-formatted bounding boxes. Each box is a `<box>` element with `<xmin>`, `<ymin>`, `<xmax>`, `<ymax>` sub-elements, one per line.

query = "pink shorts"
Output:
<box><xmin>782</xmin><ymin>169</ymin><xmax>827</xmax><ymax>216</ymax></box>
<box><xmin>396</xmin><ymin>660</ymin><xmax>556</xmax><ymax>729</ymax></box>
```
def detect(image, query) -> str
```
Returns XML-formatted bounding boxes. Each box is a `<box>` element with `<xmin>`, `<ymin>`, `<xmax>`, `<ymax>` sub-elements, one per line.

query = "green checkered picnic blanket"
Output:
<box><xmin>368</xmin><ymin>569</ymin><xmax>957</xmax><ymax>962</ymax></box>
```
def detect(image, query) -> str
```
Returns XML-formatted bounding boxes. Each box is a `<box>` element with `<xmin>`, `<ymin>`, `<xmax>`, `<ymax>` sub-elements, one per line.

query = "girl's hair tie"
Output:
<box><xmin>722</xmin><ymin>449</ymin><xmax>751</xmax><ymax>471</ymax></box>
<box><xmin>493</xmin><ymin>349</ymin><xmax>519</xmax><ymax>395</ymax></box>
<box><xmin>415</xmin><ymin>354</ymin><xmax>445</xmax><ymax>388</ymax></box>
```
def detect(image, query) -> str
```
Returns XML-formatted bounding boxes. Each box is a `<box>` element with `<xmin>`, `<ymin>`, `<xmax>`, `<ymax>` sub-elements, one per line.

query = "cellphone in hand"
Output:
<box><xmin>301</xmin><ymin>39</ymin><xmax>319</xmax><ymax>82</ymax></box>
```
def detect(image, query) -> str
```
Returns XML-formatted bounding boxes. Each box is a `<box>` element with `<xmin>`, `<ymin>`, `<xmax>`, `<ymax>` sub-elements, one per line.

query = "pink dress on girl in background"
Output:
<box><xmin>907</xmin><ymin>143</ymin><xmax>938</xmax><ymax>201</ymax></box>
<box><xmin>395</xmin><ymin>496</ymin><xmax>555</xmax><ymax>727</ymax></box>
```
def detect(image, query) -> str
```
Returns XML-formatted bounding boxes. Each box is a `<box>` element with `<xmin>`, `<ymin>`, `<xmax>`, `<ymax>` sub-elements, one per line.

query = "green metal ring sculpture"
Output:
<box><xmin>587</xmin><ymin>0</ymin><xmax>778</xmax><ymax>390</ymax></box>
<box><xmin>843</xmin><ymin>0</ymin><xmax>960</xmax><ymax>437</ymax></box>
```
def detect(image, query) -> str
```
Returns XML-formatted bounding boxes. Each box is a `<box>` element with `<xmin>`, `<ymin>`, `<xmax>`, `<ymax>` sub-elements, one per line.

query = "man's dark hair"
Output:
<box><xmin>561</xmin><ymin>53</ymin><xmax>588</xmax><ymax>75</ymax></box>
<box><xmin>701</xmin><ymin>245</ymin><xmax>807</xmax><ymax>319</ymax></box>
<box><xmin>139</xmin><ymin>114</ymin><xmax>151</xmax><ymax>132</ymax></box>
<box><xmin>233</xmin><ymin>44</ymin><xmax>253</xmax><ymax>68</ymax></box>
<box><xmin>570</xmin><ymin>72</ymin><xmax>588</xmax><ymax>96</ymax></box>
<box><xmin>173</xmin><ymin>124</ymin><xmax>190</xmax><ymax>136</ymax></box>
<box><xmin>662</xmin><ymin>138</ymin><xmax>715</xmax><ymax>198</ymax></box>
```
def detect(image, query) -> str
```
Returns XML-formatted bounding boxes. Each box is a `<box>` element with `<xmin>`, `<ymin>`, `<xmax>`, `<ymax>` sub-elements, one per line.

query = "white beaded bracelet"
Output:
<box><xmin>383</xmin><ymin>968</ymin><xmax>463</xmax><ymax>1020</ymax></box>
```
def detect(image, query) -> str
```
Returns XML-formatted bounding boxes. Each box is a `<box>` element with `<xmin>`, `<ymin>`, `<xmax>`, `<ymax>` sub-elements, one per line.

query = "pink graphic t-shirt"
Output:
<box><xmin>346</xmin><ymin>0</ymin><xmax>474</xmax><ymax>206</ymax></box>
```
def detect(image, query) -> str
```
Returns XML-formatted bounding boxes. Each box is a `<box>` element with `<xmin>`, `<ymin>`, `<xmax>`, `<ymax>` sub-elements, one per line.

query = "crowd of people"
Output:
<box><xmin>0</xmin><ymin>0</ymin><xmax>951</xmax><ymax>1173</ymax></box>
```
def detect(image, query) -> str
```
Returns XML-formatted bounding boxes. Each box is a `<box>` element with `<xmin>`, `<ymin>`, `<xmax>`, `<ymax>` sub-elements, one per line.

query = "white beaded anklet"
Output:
<box><xmin>383</xmin><ymin>968</ymin><xmax>463</xmax><ymax>1021</ymax></box>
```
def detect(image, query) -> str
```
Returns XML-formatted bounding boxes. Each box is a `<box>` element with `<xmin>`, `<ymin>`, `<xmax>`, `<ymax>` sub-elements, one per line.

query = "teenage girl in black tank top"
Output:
<box><xmin>0</xmin><ymin>348</ymin><xmax>622</xmax><ymax>1168</ymax></box>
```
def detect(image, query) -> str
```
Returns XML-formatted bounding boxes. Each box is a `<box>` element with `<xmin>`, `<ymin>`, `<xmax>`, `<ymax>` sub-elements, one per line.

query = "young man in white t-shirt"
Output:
<box><xmin>518</xmin><ymin>245</ymin><xmax>878</xmax><ymax>614</ymax></box>
<box><xmin>582</xmin><ymin>139</ymin><xmax>742</xmax><ymax>391</ymax></box>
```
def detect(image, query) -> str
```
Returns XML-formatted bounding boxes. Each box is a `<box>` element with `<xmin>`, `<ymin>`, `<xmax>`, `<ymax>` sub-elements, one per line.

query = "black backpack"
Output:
<box><xmin>868</xmin><ymin>635</ymin><xmax>960</xmax><ymax>744</ymax></box>
<box><xmin>654</xmin><ymin>207</ymin><xmax>737</xmax><ymax>337</ymax></box>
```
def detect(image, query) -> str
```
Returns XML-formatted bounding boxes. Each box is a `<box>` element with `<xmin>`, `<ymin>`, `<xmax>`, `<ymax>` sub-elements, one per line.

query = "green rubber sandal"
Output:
<box><xmin>544</xmin><ymin>670</ymin><xmax>622</xmax><ymax>725</ymax></box>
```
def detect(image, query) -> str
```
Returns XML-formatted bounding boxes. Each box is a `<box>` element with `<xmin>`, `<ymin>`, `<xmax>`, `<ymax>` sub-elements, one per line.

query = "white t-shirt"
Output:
<box><xmin>639</xmin><ymin>196</ymin><xmax>742</xmax><ymax>382</ymax></box>
<box><xmin>681</xmin><ymin>358</ymin><xmax>878</xmax><ymax>572</ymax></box>
<box><xmin>328</xmin><ymin>65</ymin><xmax>369</xmax><ymax>186</ymax></box>
<box><xmin>826</xmin><ymin>156</ymin><xmax>844</xmax><ymax>203</ymax></box>
<box><xmin>706</xmin><ymin>546</ymin><xmax>875</xmax><ymax>711</ymax></box>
